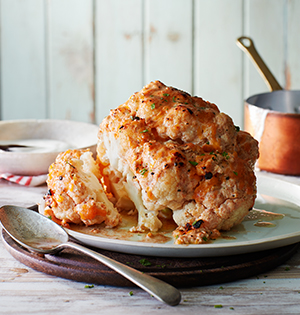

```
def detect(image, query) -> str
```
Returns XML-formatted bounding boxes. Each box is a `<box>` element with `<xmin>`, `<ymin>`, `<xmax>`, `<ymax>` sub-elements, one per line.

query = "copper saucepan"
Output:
<box><xmin>237</xmin><ymin>36</ymin><xmax>300</xmax><ymax>176</ymax></box>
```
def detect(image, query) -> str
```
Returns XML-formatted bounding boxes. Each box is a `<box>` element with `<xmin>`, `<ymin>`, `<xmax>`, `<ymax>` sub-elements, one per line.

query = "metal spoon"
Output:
<box><xmin>0</xmin><ymin>205</ymin><xmax>181</xmax><ymax>306</ymax></box>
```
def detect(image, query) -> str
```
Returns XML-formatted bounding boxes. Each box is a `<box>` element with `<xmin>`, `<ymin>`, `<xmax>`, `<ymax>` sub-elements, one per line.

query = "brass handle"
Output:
<box><xmin>236</xmin><ymin>36</ymin><xmax>282</xmax><ymax>91</ymax></box>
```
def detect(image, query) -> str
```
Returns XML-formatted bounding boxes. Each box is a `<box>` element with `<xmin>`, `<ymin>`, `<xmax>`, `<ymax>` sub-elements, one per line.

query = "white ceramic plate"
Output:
<box><xmin>0</xmin><ymin>119</ymin><xmax>99</xmax><ymax>175</ymax></box>
<box><xmin>64</xmin><ymin>173</ymin><xmax>300</xmax><ymax>257</ymax></box>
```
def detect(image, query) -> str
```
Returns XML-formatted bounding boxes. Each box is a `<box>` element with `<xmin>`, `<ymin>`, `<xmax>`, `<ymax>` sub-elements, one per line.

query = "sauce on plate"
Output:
<box><xmin>0</xmin><ymin>139</ymin><xmax>73</xmax><ymax>153</ymax></box>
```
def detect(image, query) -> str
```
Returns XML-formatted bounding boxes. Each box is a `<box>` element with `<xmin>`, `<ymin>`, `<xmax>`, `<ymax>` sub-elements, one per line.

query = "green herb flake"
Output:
<box><xmin>66</xmin><ymin>161</ymin><xmax>75</xmax><ymax>169</ymax></box>
<box><xmin>156</xmin><ymin>264</ymin><xmax>166</xmax><ymax>269</ymax></box>
<box><xmin>129</xmin><ymin>291</ymin><xmax>134</xmax><ymax>296</ymax></box>
<box><xmin>163</xmin><ymin>93</ymin><xmax>170</xmax><ymax>97</ymax></box>
<box><xmin>214</xmin><ymin>305</ymin><xmax>223</xmax><ymax>308</ymax></box>
<box><xmin>84</xmin><ymin>284</ymin><xmax>94</xmax><ymax>289</ymax></box>
<box><xmin>229</xmin><ymin>307</ymin><xmax>234</xmax><ymax>310</ymax></box>
<box><xmin>189</xmin><ymin>160</ymin><xmax>198</xmax><ymax>166</ymax></box>
<box><xmin>140</xmin><ymin>168</ymin><xmax>148</xmax><ymax>176</ymax></box>
<box><xmin>130</xmin><ymin>115</ymin><xmax>134</xmax><ymax>120</ymax></box>
<box><xmin>233</xmin><ymin>171</ymin><xmax>238</xmax><ymax>176</ymax></box>
<box><xmin>140</xmin><ymin>129</ymin><xmax>149</xmax><ymax>133</ymax></box>
<box><xmin>172</xmin><ymin>96</ymin><xmax>176</xmax><ymax>102</ymax></box>
<box><xmin>222</xmin><ymin>152</ymin><xmax>229</xmax><ymax>159</ymax></box>
<box><xmin>203</xmin><ymin>236</ymin><xmax>208</xmax><ymax>242</ymax></box>
<box><xmin>139</xmin><ymin>258</ymin><xmax>152</xmax><ymax>266</ymax></box>
<box><xmin>235</xmin><ymin>125</ymin><xmax>240</xmax><ymax>132</ymax></box>
<box><xmin>47</xmin><ymin>215</ymin><xmax>52</xmax><ymax>220</ymax></box>
<box><xmin>285</xmin><ymin>266</ymin><xmax>290</xmax><ymax>271</ymax></box>
<box><xmin>151</xmin><ymin>103</ymin><xmax>155</xmax><ymax>109</ymax></box>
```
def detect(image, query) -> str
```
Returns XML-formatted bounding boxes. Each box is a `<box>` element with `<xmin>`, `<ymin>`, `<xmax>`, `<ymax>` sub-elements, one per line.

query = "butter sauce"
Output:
<box><xmin>0</xmin><ymin>139</ymin><xmax>73</xmax><ymax>153</ymax></box>
<box><xmin>254</xmin><ymin>221</ymin><xmax>276</xmax><ymax>228</ymax></box>
<box><xmin>69</xmin><ymin>212</ymin><xmax>177</xmax><ymax>244</ymax></box>
<box><xmin>244</xmin><ymin>208</ymin><xmax>285</xmax><ymax>222</ymax></box>
<box><xmin>244</xmin><ymin>208</ymin><xmax>285</xmax><ymax>228</ymax></box>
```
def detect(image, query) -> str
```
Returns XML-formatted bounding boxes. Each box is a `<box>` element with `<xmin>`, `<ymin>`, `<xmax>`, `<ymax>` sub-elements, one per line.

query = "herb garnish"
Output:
<box><xmin>66</xmin><ymin>161</ymin><xmax>75</xmax><ymax>168</ymax></box>
<box><xmin>139</xmin><ymin>258</ymin><xmax>152</xmax><ymax>266</ymax></box>
<box><xmin>192</xmin><ymin>219</ymin><xmax>203</xmax><ymax>229</ymax></box>
<box><xmin>189</xmin><ymin>160</ymin><xmax>198</xmax><ymax>166</ymax></box>
<box><xmin>140</xmin><ymin>168</ymin><xmax>148</xmax><ymax>175</ymax></box>
<box><xmin>151</xmin><ymin>103</ymin><xmax>155</xmax><ymax>109</ymax></box>
<box><xmin>222</xmin><ymin>152</ymin><xmax>229</xmax><ymax>159</ymax></box>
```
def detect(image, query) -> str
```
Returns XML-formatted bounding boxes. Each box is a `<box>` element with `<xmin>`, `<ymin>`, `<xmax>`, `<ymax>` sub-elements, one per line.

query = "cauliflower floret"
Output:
<box><xmin>97</xmin><ymin>80</ymin><xmax>259</xmax><ymax>243</ymax></box>
<box><xmin>44</xmin><ymin>149</ymin><xmax>120</xmax><ymax>227</ymax></box>
<box><xmin>98</xmin><ymin>133</ymin><xmax>162</xmax><ymax>232</ymax></box>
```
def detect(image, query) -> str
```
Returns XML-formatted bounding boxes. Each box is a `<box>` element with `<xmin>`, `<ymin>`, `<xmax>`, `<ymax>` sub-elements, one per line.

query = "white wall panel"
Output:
<box><xmin>0</xmin><ymin>0</ymin><xmax>300</xmax><ymax>129</ymax></box>
<box><xmin>47</xmin><ymin>0</ymin><xmax>94</xmax><ymax>123</ymax></box>
<box><xmin>244</xmin><ymin>0</ymin><xmax>285</xmax><ymax>98</ymax></box>
<box><xmin>0</xmin><ymin>0</ymin><xmax>46</xmax><ymax>120</ymax></box>
<box><xmin>194</xmin><ymin>0</ymin><xmax>243</xmax><ymax>126</ymax></box>
<box><xmin>95</xmin><ymin>0</ymin><xmax>143</xmax><ymax>124</ymax></box>
<box><xmin>144</xmin><ymin>0</ymin><xmax>193</xmax><ymax>94</ymax></box>
<box><xmin>287</xmin><ymin>0</ymin><xmax>300</xmax><ymax>90</ymax></box>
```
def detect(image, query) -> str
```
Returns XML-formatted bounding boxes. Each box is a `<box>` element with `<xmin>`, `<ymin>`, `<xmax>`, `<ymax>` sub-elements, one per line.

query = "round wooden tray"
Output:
<box><xmin>2</xmin><ymin>230</ymin><xmax>299</xmax><ymax>288</ymax></box>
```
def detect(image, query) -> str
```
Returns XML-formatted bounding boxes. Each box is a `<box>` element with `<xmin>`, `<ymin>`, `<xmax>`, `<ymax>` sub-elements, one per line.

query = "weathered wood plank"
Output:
<box><xmin>0</xmin><ymin>0</ymin><xmax>46</xmax><ymax>120</ymax></box>
<box><xmin>144</xmin><ymin>0</ymin><xmax>193</xmax><ymax>94</ymax></box>
<box><xmin>194</xmin><ymin>0</ymin><xmax>244</xmax><ymax>127</ymax></box>
<box><xmin>94</xmin><ymin>0</ymin><xmax>143</xmax><ymax>124</ymax></box>
<box><xmin>47</xmin><ymin>0</ymin><xmax>94</xmax><ymax>123</ymax></box>
<box><xmin>1</xmin><ymin>236</ymin><xmax>300</xmax><ymax>315</ymax></box>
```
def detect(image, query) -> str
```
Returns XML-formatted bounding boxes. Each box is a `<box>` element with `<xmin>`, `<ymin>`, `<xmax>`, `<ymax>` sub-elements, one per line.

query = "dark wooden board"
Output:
<box><xmin>2</xmin><ymin>230</ymin><xmax>299</xmax><ymax>288</ymax></box>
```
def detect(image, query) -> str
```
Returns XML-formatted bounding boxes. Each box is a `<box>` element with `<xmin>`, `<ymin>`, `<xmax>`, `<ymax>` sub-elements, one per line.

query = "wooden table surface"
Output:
<box><xmin>1</xmin><ymin>177</ymin><xmax>300</xmax><ymax>315</ymax></box>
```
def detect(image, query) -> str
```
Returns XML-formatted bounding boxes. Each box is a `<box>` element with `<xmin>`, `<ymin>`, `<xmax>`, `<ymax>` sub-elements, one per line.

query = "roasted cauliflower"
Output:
<box><xmin>44</xmin><ymin>149</ymin><xmax>120</xmax><ymax>228</ymax></box>
<box><xmin>97</xmin><ymin>80</ymin><xmax>259</xmax><ymax>244</ymax></box>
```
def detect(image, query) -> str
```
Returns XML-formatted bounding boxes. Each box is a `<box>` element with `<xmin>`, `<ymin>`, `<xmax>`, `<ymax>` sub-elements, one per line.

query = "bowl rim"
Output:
<box><xmin>0</xmin><ymin>118</ymin><xmax>98</xmax><ymax>156</ymax></box>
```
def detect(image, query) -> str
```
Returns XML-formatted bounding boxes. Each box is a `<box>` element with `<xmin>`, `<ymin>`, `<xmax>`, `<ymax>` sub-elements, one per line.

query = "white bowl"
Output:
<box><xmin>0</xmin><ymin>119</ymin><xmax>99</xmax><ymax>175</ymax></box>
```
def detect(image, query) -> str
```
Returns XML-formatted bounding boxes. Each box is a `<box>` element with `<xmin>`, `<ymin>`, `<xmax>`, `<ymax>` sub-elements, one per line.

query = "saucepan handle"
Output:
<box><xmin>236</xmin><ymin>36</ymin><xmax>282</xmax><ymax>91</ymax></box>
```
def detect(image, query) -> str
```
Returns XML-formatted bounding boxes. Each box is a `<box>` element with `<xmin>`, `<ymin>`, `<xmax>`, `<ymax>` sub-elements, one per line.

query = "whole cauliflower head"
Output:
<box><xmin>97</xmin><ymin>81</ymin><xmax>259</xmax><ymax>244</ymax></box>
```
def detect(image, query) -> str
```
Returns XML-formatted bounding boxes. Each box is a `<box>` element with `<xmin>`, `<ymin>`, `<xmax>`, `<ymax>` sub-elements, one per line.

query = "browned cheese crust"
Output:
<box><xmin>97</xmin><ymin>81</ymin><xmax>259</xmax><ymax>244</ymax></box>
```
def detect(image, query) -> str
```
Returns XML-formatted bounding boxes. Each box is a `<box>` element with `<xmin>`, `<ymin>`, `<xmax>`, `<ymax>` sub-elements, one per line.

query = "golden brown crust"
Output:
<box><xmin>97</xmin><ymin>81</ymin><xmax>259</xmax><ymax>243</ymax></box>
<box><xmin>44</xmin><ymin>149</ymin><xmax>120</xmax><ymax>227</ymax></box>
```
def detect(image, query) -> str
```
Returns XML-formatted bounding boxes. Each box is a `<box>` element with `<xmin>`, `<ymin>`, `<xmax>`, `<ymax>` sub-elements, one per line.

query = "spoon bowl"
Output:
<box><xmin>0</xmin><ymin>205</ymin><xmax>181</xmax><ymax>306</ymax></box>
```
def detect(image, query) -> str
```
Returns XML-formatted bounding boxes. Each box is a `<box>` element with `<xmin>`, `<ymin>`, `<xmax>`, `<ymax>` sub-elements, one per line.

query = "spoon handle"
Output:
<box><xmin>63</xmin><ymin>241</ymin><xmax>181</xmax><ymax>306</ymax></box>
